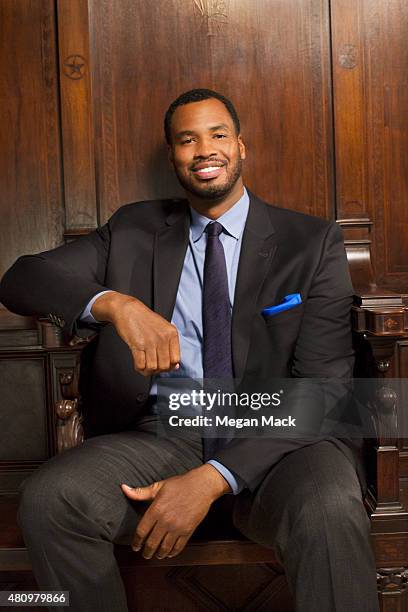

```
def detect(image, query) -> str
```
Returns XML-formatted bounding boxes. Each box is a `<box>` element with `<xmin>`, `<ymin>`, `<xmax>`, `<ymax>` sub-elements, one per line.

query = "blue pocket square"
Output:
<box><xmin>262</xmin><ymin>293</ymin><xmax>302</xmax><ymax>317</ymax></box>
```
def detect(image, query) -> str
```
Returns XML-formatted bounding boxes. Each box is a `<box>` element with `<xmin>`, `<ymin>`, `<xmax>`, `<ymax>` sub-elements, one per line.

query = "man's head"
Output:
<box><xmin>164</xmin><ymin>89</ymin><xmax>246</xmax><ymax>204</ymax></box>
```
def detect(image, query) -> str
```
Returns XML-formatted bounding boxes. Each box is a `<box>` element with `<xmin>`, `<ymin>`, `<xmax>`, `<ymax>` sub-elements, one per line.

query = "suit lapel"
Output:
<box><xmin>153</xmin><ymin>202</ymin><xmax>190</xmax><ymax>321</ymax></box>
<box><xmin>232</xmin><ymin>193</ymin><xmax>278</xmax><ymax>379</ymax></box>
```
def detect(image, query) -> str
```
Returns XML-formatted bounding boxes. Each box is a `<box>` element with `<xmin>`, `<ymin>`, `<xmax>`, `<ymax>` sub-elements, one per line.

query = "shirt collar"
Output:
<box><xmin>189</xmin><ymin>187</ymin><xmax>250</xmax><ymax>242</ymax></box>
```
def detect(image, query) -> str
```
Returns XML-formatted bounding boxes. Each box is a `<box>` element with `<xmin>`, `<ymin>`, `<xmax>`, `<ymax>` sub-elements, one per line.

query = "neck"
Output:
<box><xmin>188</xmin><ymin>180</ymin><xmax>244</xmax><ymax>220</ymax></box>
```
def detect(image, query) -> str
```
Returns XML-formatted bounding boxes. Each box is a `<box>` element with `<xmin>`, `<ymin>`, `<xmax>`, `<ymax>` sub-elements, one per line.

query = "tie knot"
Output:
<box><xmin>205</xmin><ymin>221</ymin><xmax>224</xmax><ymax>237</ymax></box>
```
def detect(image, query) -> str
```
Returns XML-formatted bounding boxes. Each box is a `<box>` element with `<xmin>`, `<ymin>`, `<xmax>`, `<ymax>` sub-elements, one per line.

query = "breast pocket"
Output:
<box><xmin>263</xmin><ymin>303</ymin><xmax>305</xmax><ymax>327</ymax></box>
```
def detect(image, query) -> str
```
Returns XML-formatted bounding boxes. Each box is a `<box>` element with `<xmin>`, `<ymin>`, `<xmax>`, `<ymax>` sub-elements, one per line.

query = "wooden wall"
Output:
<box><xmin>332</xmin><ymin>0</ymin><xmax>408</xmax><ymax>291</ymax></box>
<box><xmin>87</xmin><ymin>0</ymin><xmax>334</xmax><ymax>221</ymax></box>
<box><xmin>1</xmin><ymin>0</ymin><xmax>408</xmax><ymax>288</ymax></box>
<box><xmin>0</xmin><ymin>0</ymin><xmax>407</xmax><ymax>287</ymax></box>
<box><xmin>0</xmin><ymin>0</ymin><xmax>63</xmax><ymax>282</ymax></box>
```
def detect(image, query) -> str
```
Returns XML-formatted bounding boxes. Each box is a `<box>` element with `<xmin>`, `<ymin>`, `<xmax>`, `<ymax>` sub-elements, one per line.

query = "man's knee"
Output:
<box><xmin>18</xmin><ymin>458</ymin><xmax>88</xmax><ymax>537</ymax></box>
<box><xmin>279</xmin><ymin>481</ymin><xmax>370</xmax><ymax>552</ymax></box>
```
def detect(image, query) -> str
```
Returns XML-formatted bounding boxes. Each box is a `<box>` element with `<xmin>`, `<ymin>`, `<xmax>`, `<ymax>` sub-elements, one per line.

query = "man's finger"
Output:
<box><xmin>140</xmin><ymin>524</ymin><xmax>167</xmax><ymax>559</ymax></box>
<box><xmin>156</xmin><ymin>343</ymin><xmax>170</xmax><ymax>372</ymax></box>
<box><xmin>121</xmin><ymin>482</ymin><xmax>162</xmax><ymax>501</ymax></box>
<box><xmin>155</xmin><ymin>532</ymin><xmax>177</xmax><ymax>559</ymax></box>
<box><xmin>131</xmin><ymin>513</ymin><xmax>157</xmax><ymax>552</ymax></box>
<box><xmin>144</xmin><ymin>346</ymin><xmax>158</xmax><ymax>372</ymax></box>
<box><xmin>167</xmin><ymin>535</ymin><xmax>190</xmax><ymax>558</ymax></box>
<box><xmin>132</xmin><ymin>348</ymin><xmax>146</xmax><ymax>371</ymax></box>
<box><xmin>169</xmin><ymin>328</ymin><xmax>181</xmax><ymax>367</ymax></box>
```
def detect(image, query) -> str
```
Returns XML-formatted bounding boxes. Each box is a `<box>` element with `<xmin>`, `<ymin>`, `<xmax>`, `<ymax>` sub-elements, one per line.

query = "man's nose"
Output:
<box><xmin>193</xmin><ymin>138</ymin><xmax>218</xmax><ymax>159</ymax></box>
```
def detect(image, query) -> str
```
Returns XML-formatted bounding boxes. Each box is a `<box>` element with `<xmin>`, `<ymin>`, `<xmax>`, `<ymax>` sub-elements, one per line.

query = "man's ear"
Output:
<box><xmin>238</xmin><ymin>135</ymin><xmax>246</xmax><ymax>160</ymax></box>
<box><xmin>167</xmin><ymin>144</ymin><xmax>174</xmax><ymax>165</ymax></box>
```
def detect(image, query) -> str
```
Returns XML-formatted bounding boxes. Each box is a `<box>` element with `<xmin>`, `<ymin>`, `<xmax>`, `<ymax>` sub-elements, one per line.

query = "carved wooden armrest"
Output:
<box><xmin>55</xmin><ymin>368</ymin><xmax>84</xmax><ymax>453</ymax></box>
<box><xmin>352</xmin><ymin>285</ymin><xmax>408</xmax><ymax>338</ymax></box>
<box><xmin>37</xmin><ymin>318</ymin><xmax>96</xmax><ymax>453</ymax></box>
<box><xmin>351</xmin><ymin>285</ymin><xmax>407</xmax><ymax>513</ymax></box>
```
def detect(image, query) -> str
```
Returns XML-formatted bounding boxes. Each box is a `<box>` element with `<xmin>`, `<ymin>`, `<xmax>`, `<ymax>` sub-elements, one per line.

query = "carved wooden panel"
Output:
<box><xmin>48</xmin><ymin>350</ymin><xmax>84</xmax><ymax>452</ymax></box>
<box><xmin>395</xmin><ymin>341</ymin><xmax>408</xmax><ymax>487</ymax></box>
<box><xmin>87</xmin><ymin>0</ymin><xmax>334</xmax><ymax>222</ymax></box>
<box><xmin>121</xmin><ymin>564</ymin><xmax>294</xmax><ymax>612</ymax></box>
<box><xmin>0</xmin><ymin>340</ymin><xmax>89</xmax><ymax>493</ymax></box>
<box><xmin>0</xmin><ymin>357</ymin><xmax>48</xmax><ymax>462</ymax></box>
<box><xmin>0</xmin><ymin>0</ymin><xmax>63</xmax><ymax>280</ymax></box>
<box><xmin>331</xmin><ymin>0</ymin><xmax>408</xmax><ymax>291</ymax></box>
<box><xmin>0</xmin><ymin>565</ymin><xmax>295</xmax><ymax>612</ymax></box>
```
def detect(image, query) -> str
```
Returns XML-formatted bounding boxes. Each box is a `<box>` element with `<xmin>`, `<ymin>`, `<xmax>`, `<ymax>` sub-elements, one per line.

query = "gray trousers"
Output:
<box><xmin>18</xmin><ymin>416</ymin><xmax>379</xmax><ymax>612</ymax></box>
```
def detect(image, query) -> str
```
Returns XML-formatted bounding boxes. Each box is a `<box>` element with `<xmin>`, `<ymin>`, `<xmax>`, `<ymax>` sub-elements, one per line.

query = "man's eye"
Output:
<box><xmin>181</xmin><ymin>138</ymin><xmax>193</xmax><ymax>144</ymax></box>
<box><xmin>214</xmin><ymin>134</ymin><xmax>226</xmax><ymax>139</ymax></box>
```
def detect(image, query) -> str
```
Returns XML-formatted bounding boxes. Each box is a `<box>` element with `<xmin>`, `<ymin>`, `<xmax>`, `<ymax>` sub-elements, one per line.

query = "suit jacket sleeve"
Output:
<box><xmin>211</xmin><ymin>222</ymin><xmax>355</xmax><ymax>491</ymax></box>
<box><xmin>0</xmin><ymin>223</ymin><xmax>112</xmax><ymax>337</ymax></box>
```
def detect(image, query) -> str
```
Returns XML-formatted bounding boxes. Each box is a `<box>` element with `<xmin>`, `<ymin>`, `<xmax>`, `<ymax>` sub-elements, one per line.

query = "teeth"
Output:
<box><xmin>196</xmin><ymin>166</ymin><xmax>222</xmax><ymax>173</ymax></box>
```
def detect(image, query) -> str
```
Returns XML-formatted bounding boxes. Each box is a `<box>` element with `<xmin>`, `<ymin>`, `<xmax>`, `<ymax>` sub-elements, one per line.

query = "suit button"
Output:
<box><xmin>136</xmin><ymin>393</ymin><xmax>147</xmax><ymax>403</ymax></box>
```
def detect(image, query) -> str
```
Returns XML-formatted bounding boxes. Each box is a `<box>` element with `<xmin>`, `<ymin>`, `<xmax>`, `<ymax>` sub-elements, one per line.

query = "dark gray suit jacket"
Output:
<box><xmin>0</xmin><ymin>192</ymin><xmax>360</xmax><ymax>490</ymax></box>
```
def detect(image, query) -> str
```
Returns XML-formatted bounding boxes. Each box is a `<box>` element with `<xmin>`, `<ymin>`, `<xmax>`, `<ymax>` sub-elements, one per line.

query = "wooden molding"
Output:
<box><xmin>57</xmin><ymin>0</ymin><xmax>97</xmax><ymax>228</ymax></box>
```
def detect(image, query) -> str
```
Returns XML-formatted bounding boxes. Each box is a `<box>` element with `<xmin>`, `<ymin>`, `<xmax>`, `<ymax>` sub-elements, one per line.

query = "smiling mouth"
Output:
<box><xmin>192</xmin><ymin>165</ymin><xmax>226</xmax><ymax>180</ymax></box>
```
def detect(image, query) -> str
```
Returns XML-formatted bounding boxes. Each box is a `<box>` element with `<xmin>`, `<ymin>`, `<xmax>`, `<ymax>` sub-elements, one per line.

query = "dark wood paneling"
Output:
<box><xmin>88</xmin><ymin>0</ymin><xmax>334</xmax><ymax>222</ymax></box>
<box><xmin>0</xmin><ymin>344</ymin><xmax>85</xmax><ymax>494</ymax></box>
<box><xmin>57</xmin><ymin>0</ymin><xmax>98</xmax><ymax>229</ymax></box>
<box><xmin>0</xmin><ymin>0</ymin><xmax>64</xmax><ymax>280</ymax></box>
<box><xmin>0</xmin><ymin>357</ymin><xmax>48</xmax><ymax>462</ymax></box>
<box><xmin>121</xmin><ymin>564</ymin><xmax>294</xmax><ymax>612</ymax></box>
<box><xmin>331</xmin><ymin>0</ymin><xmax>368</xmax><ymax>222</ymax></box>
<box><xmin>332</xmin><ymin>0</ymin><xmax>408</xmax><ymax>291</ymax></box>
<box><xmin>395</xmin><ymin>341</ymin><xmax>408</xmax><ymax>465</ymax></box>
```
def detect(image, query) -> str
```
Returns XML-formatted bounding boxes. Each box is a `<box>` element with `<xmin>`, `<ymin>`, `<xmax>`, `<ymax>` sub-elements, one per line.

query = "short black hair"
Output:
<box><xmin>164</xmin><ymin>88</ymin><xmax>240</xmax><ymax>143</ymax></box>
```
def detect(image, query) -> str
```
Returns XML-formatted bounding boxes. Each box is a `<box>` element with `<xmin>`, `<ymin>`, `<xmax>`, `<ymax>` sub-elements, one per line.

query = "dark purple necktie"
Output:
<box><xmin>202</xmin><ymin>221</ymin><xmax>233</xmax><ymax>459</ymax></box>
<box><xmin>203</xmin><ymin>221</ymin><xmax>233</xmax><ymax>378</ymax></box>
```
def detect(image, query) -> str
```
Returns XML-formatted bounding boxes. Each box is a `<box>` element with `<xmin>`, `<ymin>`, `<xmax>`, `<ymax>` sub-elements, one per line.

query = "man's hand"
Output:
<box><xmin>121</xmin><ymin>464</ymin><xmax>231</xmax><ymax>559</ymax></box>
<box><xmin>91</xmin><ymin>291</ymin><xmax>180</xmax><ymax>376</ymax></box>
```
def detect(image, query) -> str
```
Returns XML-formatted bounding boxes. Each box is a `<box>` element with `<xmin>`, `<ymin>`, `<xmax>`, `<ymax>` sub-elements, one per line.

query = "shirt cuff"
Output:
<box><xmin>79</xmin><ymin>290</ymin><xmax>113</xmax><ymax>324</ymax></box>
<box><xmin>206</xmin><ymin>460</ymin><xmax>245</xmax><ymax>495</ymax></box>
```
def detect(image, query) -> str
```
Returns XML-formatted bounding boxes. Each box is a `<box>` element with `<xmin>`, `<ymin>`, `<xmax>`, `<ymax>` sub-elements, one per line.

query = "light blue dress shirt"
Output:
<box><xmin>81</xmin><ymin>188</ymin><xmax>250</xmax><ymax>494</ymax></box>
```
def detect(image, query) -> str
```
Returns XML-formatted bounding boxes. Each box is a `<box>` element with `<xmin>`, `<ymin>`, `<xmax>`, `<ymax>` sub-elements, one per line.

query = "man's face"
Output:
<box><xmin>168</xmin><ymin>98</ymin><xmax>246</xmax><ymax>200</ymax></box>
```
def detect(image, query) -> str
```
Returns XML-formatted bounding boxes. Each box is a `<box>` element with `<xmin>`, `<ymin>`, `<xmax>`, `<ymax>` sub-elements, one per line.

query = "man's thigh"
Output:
<box><xmin>232</xmin><ymin>440</ymin><xmax>369</xmax><ymax>555</ymax></box>
<box><xmin>18</xmin><ymin>415</ymin><xmax>203</xmax><ymax>545</ymax></box>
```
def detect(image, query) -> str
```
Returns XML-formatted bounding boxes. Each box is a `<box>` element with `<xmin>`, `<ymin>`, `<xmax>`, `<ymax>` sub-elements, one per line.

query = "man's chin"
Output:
<box><xmin>181</xmin><ymin>179</ymin><xmax>236</xmax><ymax>201</ymax></box>
<box><xmin>192</xmin><ymin>185</ymin><xmax>231</xmax><ymax>200</ymax></box>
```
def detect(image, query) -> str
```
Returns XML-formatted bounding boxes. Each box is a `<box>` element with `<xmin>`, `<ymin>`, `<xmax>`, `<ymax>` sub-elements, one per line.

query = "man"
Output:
<box><xmin>0</xmin><ymin>89</ymin><xmax>379</xmax><ymax>611</ymax></box>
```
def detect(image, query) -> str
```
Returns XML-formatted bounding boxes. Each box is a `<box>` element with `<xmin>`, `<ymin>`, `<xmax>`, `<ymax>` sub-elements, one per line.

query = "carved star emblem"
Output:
<box><xmin>63</xmin><ymin>55</ymin><xmax>86</xmax><ymax>80</ymax></box>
